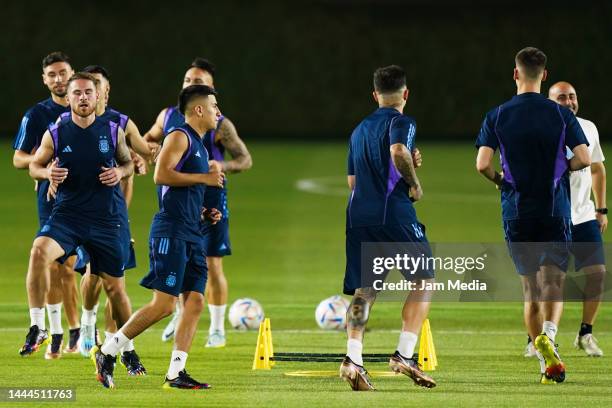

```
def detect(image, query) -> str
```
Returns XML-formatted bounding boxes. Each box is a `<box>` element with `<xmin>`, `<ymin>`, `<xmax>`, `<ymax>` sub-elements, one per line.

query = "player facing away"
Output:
<box><xmin>550</xmin><ymin>81</ymin><xmax>606</xmax><ymax>356</ymax></box>
<box><xmin>476</xmin><ymin>47</ymin><xmax>591</xmax><ymax>383</ymax></box>
<box><xmin>14</xmin><ymin>52</ymin><xmax>80</xmax><ymax>358</ymax></box>
<box><xmin>340</xmin><ymin>65</ymin><xmax>436</xmax><ymax>391</ymax></box>
<box><xmin>145</xmin><ymin>58</ymin><xmax>252</xmax><ymax>347</ymax></box>
<box><xmin>22</xmin><ymin>72</ymin><xmax>136</xmax><ymax>365</ymax></box>
<box><xmin>95</xmin><ymin>85</ymin><xmax>224</xmax><ymax>389</ymax></box>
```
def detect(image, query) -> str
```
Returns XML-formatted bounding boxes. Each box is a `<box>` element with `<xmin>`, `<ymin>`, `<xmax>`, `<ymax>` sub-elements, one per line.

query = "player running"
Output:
<box><xmin>95</xmin><ymin>84</ymin><xmax>224</xmax><ymax>389</ymax></box>
<box><xmin>524</xmin><ymin>81</ymin><xmax>608</xmax><ymax>358</ymax></box>
<box><xmin>476</xmin><ymin>47</ymin><xmax>590</xmax><ymax>383</ymax></box>
<box><xmin>145</xmin><ymin>58</ymin><xmax>252</xmax><ymax>347</ymax></box>
<box><xmin>22</xmin><ymin>72</ymin><xmax>136</xmax><ymax>367</ymax></box>
<box><xmin>340</xmin><ymin>65</ymin><xmax>436</xmax><ymax>391</ymax></box>
<box><xmin>14</xmin><ymin>52</ymin><xmax>80</xmax><ymax>358</ymax></box>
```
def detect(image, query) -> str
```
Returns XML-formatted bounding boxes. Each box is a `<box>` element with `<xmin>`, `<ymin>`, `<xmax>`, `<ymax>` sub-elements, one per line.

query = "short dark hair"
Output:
<box><xmin>67</xmin><ymin>72</ymin><xmax>100</xmax><ymax>89</ymax></box>
<box><xmin>190</xmin><ymin>57</ymin><xmax>216</xmax><ymax>77</ymax></box>
<box><xmin>515</xmin><ymin>47</ymin><xmax>547</xmax><ymax>79</ymax></box>
<box><xmin>42</xmin><ymin>51</ymin><xmax>71</xmax><ymax>70</ymax></box>
<box><xmin>179</xmin><ymin>85</ymin><xmax>217</xmax><ymax>115</ymax></box>
<box><xmin>373</xmin><ymin>65</ymin><xmax>406</xmax><ymax>94</ymax></box>
<box><xmin>82</xmin><ymin>65</ymin><xmax>111</xmax><ymax>81</ymax></box>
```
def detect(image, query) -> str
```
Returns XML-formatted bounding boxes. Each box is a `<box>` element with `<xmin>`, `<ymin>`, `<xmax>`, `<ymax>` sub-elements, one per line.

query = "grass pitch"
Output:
<box><xmin>1</xmin><ymin>140</ymin><xmax>611</xmax><ymax>407</ymax></box>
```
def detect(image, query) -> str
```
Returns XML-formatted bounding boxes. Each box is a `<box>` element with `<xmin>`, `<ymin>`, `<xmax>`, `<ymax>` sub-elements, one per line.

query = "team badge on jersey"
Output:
<box><xmin>99</xmin><ymin>137</ymin><xmax>109</xmax><ymax>153</ymax></box>
<box><xmin>166</xmin><ymin>273</ymin><xmax>176</xmax><ymax>288</ymax></box>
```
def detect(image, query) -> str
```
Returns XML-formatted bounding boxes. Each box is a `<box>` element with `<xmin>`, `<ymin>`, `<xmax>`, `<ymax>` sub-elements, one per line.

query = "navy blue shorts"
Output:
<box><xmin>37</xmin><ymin>195</ymin><xmax>53</xmax><ymax>228</ymax></box>
<box><xmin>37</xmin><ymin>214</ymin><xmax>125</xmax><ymax>277</ymax></box>
<box><xmin>140</xmin><ymin>237</ymin><xmax>208</xmax><ymax>297</ymax></box>
<box><xmin>503</xmin><ymin>217</ymin><xmax>572</xmax><ymax>275</ymax></box>
<box><xmin>344</xmin><ymin>223</ymin><xmax>434</xmax><ymax>296</ymax></box>
<box><xmin>571</xmin><ymin>219</ymin><xmax>605</xmax><ymax>270</ymax></box>
<box><xmin>201</xmin><ymin>217</ymin><xmax>231</xmax><ymax>257</ymax></box>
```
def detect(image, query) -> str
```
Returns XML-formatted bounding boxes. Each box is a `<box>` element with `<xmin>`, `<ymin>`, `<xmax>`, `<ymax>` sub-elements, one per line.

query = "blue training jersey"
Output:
<box><xmin>48</xmin><ymin>116</ymin><xmax>125</xmax><ymax>224</ymax></box>
<box><xmin>347</xmin><ymin>107</ymin><xmax>418</xmax><ymax>228</ymax></box>
<box><xmin>476</xmin><ymin>92</ymin><xmax>588</xmax><ymax>220</ymax></box>
<box><xmin>161</xmin><ymin>106</ymin><xmax>227</xmax><ymax>217</ymax></box>
<box><xmin>14</xmin><ymin>97</ymin><xmax>69</xmax><ymax>205</ymax></box>
<box><xmin>150</xmin><ymin>124</ymin><xmax>210</xmax><ymax>243</ymax></box>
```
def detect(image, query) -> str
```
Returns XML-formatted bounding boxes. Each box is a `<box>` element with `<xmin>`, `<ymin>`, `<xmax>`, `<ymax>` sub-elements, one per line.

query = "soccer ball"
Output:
<box><xmin>228</xmin><ymin>298</ymin><xmax>264</xmax><ymax>330</ymax></box>
<box><xmin>315</xmin><ymin>295</ymin><xmax>350</xmax><ymax>330</ymax></box>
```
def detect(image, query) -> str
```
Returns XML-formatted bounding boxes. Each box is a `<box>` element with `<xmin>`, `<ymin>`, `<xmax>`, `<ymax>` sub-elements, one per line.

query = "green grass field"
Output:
<box><xmin>1</xmin><ymin>140</ymin><xmax>611</xmax><ymax>407</ymax></box>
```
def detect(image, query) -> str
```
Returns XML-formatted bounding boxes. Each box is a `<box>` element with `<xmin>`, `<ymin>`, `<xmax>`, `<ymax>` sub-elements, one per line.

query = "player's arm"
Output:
<box><xmin>13</xmin><ymin>150</ymin><xmax>36</xmax><ymax>169</ymax></box>
<box><xmin>154</xmin><ymin>130</ymin><xmax>224</xmax><ymax>187</ymax></box>
<box><xmin>348</xmin><ymin>175</ymin><xmax>355</xmax><ymax>190</ymax></box>
<box><xmin>390</xmin><ymin>143</ymin><xmax>422</xmax><ymax>201</ymax></box>
<box><xmin>592</xmin><ymin>162</ymin><xmax>607</xmax><ymax>231</ymax></box>
<box><xmin>143</xmin><ymin>108</ymin><xmax>167</xmax><ymax>143</ymax></box>
<box><xmin>124</xmin><ymin>119</ymin><xmax>153</xmax><ymax>160</ymax></box>
<box><xmin>100</xmin><ymin>128</ymin><xmax>134</xmax><ymax>186</ymax></box>
<box><xmin>216</xmin><ymin>118</ymin><xmax>252</xmax><ymax>173</ymax></box>
<box><xmin>29</xmin><ymin>131</ymin><xmax>67</xmax><ymax>183</ymax></box>
<box><xmin>569</xmin><ymin>144</ymin><xmax>590</xmax><ymax>171</ymax></box>
<box><xmin>476</xmin><ymin>146</ymin><xmax>504</xmax><ymax>186</ymax></box>
<box><xmin>13</xmin><ymin>110</ymin><xmax>43</xmax><ymax>169</ymax></box>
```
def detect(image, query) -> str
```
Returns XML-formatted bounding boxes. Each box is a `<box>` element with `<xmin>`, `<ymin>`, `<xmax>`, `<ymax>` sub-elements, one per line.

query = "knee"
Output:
<box><xmin>186</xmin><ymin>295</ymin><xmax>205</xmax><ymax>315</ymax></box>
<box><xmin>207</xmin><ymin>257</ymin><xmax>223</xmax><ymax>275</ymax></box>
<box><xmin>30</xmin><ymin>243</ymin><xmax>52</xmax><ymax>266</ymax></box>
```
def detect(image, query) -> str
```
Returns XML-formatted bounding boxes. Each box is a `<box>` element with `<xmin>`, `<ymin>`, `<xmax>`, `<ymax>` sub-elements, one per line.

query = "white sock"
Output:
<box><xmin>208</xmin><ymin>304</ymin><xmax>227</xmax><ymax>334</ymax></box>
<box><xmin>81</xmin><ymin>305</ymin><xmax>98</xmax><ymax>326</ymax></box>
<box><xmin>122</xmin><ymin>339</ymin><xmax>135</xmax><ymax>353</ymax></box>
<box><xmin>543</xmin><ymin>321</ymin><xmax>558</xmax><ymax>342</ymax></box>
<box><xmin>347</xmin><ymin>339</ymin><xmax>363</xmax><ymax>366</ymax></box>
<box><xmin>29</xmin><ymin>307</ymin><xmax>46</xmax><ymax>330</ymax></box>
<box><xmin>397</xmin><ymin>331</ymin><xmax>418</xmax><ymax>358</ymax></box>
<box><xmin>100</xmin><ymin>330</ymin><xmax>130</xmax><ymax>357</ymax></box>
<box><xmin>167</xmin><ymin>350</ymin><xmax>188</xmax><ymax>380</ymax></box>
<box><xmin>103</xmin><ymin>331</ymin><xmax>115</xmax><ymax>349</ymax></box>
<box><xmin>46</xmin><ymin>303</ymin><xmax>63</xmax><ymax>335</ymax></box>
<box><xmin>535</xmin><ymin>350</ymin><xmax>546</xmax><ymax>374</ymax></box>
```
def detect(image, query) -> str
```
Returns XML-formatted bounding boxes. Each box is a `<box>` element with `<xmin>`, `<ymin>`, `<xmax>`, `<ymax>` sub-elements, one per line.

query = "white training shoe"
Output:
<box><xmin>524</xmin><ymin>341</ymin><xmax>537</xmax><ymax>357</ymax></box>
<box><xmin>574</xmin><ymin>333</ymin><xmax>603</xmax><ymax>357</ymax></box>
<box><xmin>205</xmin><ymin>330</ymin><xmax>226</xmax><ymax>348</ymax></box>
<box><xmin>161</xmin><ymin>312</ymin><xmax>179</xmax><ymax>342</ymax></box>
<box><xmin>79</xmin><ymin>324</ymin><xmax>96</xmax><ymax>357</ymax></box>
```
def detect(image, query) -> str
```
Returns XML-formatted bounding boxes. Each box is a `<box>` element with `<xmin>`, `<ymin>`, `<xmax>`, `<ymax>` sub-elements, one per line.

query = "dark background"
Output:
<box><xmin>2</xmin><ymin>0</ymin><xmax>610</xmax><ymax>141</ymax></box>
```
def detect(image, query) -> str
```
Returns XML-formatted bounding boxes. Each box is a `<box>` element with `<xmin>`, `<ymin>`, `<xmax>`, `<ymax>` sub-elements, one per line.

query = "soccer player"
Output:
<box><xmin>22</xmin><ymin>72</ymin><xmax>135</xmax><ymax>366</ymax></box>
<box><xmin>95</xmin><ymin>84</ymin><xmax>224</xmax><ymax>389</ymax></box>
<box><xmin>550</xmin><ymin>81</ymin><xmax>606</xmax><ymax>356</ymax></box>
<box><xmin>14</xmin><ymin>52</ymin><xmax>80</xmax><ymax>358</ymax></box>
<box><xmin>145</xmin><ymin>58</ymin><xmax>252</xmax><ymax>347</ymax></box>
<box><xmin>340</xmin><ymin>65</ymin><xmax>436</xmax><ymax>391</ymax></box>
<box><xmin>476</xmin><ymin>47</ymin><xmax>591</xmax><ymax>383</ymax></box>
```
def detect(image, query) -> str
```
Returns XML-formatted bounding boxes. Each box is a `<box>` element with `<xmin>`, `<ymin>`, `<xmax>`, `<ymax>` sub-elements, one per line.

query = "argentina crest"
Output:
<box><xmin>99</xmin><ymin>136</ymin><xmax>109</xmax><ymax>153</ymax></box>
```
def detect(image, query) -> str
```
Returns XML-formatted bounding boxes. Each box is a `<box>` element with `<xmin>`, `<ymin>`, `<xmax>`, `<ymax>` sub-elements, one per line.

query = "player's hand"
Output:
<box><xmin>413</xmin><ymin>148</ymin><xmax>423</xmax><ymax>168</ymax></box>
<box><xmin>203</xmin><ymin>171</ymin><xmax>225</xmax><ymax>188</ymax></box>
<box><xmin>208</xmin><ymin>160</ymin><xmax>222</xmax><ymax>173</ymax></box>
<box><xmin>410</xmin><ymin>184</ymin><xmax>423</xmax><ymax>202</ymax></box>
<box><xmin>149</xmin><ymin>143</ymin><xmax>161</xmax><ymax>164</ymax></box>
<box><xmin>201</xmin><ymin>207</ymin><xmax>222</xmax><ymax>225</ymax></box>
<box><xmin>47</xmin><ymin>181</ymin><xmax>58</xmax><ymax>201</ymax></box>
<box><xmin>99</xmin><ymin>166</ymin><xmax>123</xmax><ymax>186</ymax></box>
<box><xmin>133</xmin><ymin>154</ymin><xmax>148</xmax><ymax>175</ymax></box>
<box><xmin>47</xmin><ymin>158</ymin><xmax>68</xmax><ymax>184</ymax></box>
<box><xmin>596</xmin><ymin>213</ymin><xmax>608</xmax><ymax>233</ymax></box>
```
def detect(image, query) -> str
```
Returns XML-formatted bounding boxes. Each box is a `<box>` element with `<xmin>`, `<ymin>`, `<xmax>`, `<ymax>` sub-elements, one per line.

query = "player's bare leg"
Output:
<box><xmin>575</xmin><ymin>265</ymin><xmax>605</xmax><ymax>356</ymax></box>
<box><xmin>205</xmin><ymin>256</ymin><xmax>227</xmax><ymax>347</ymax></box>
<box><xmin>162</xmin><ymin>295</ymin><xmax>182</xmax><ymax>342</ymax></box>
<box><xmin>120</xmin><ymin>173</ymin><xmax>134</xmax><ymax>208</ymax></box>
<box><xmin>44</xmin><ymin>261</ymin><xmax>64</xmax><ymax>359</ymax></box>
<box><xmin>99</xmin><ymin>273</ymin><xmax>132</xmax><ymax>328</ymax></box>
<box><xmin>59</xmin><ymin>256</ymin><xmax>80</xmax><ymax>353</ymax></box>
<box><xmin>340</xmin><ymin>287</ymin><xmax>376</xmax><ymax>391</ymax></box>
<box><xmin>21</xmin><ymin>237</ymin><xmax>64</xmax><ymax>356</ymax></box>
<box><xmin>79</xmin><ymin>269</ymin><xmax>102</xmax><ymax>356</ymax></box>
<box><xmin>389</xmin><ymin>278</ymin><xmax>436</xmax><ymax>388</ymax></box>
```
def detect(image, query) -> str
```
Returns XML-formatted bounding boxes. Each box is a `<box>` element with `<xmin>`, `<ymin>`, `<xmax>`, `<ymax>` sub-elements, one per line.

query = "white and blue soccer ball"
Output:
<box><xmin>228</xmin><ymin>298</ymin><xmax>264</xmax><ymax>330</ymax></box>
<box><xmin>315</xmin><ymin>295</ymin><xmax>350</xmax><ymax>330</ymax></box>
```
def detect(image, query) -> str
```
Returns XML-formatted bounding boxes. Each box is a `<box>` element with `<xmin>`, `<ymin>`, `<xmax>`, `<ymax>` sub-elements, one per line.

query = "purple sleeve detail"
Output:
<box><xmin>173</xmin><ymin>128</ymin><xmax>192</xmax><ymax>171</ymax></box>
<box><xmin>48</xmin><ymin>123</ymin><xmax>60</xmax><ymax>158</ymax></box>
<box><xmin>163</xmin><ymin>107</ymin><xmax>175</xmax><ymax>132</ymax></box>
<box><xmin>553</xmin><ymin>105</ymin><xmax>568</xmax><ymax>188</ymax></box>
<box><xmin>119</xmin><ymin>114</ymin><xmax>129</xmax><ymax>131</ymax></box>
<box><xmin>209</xmin><ymin>116</ymin><xmax>225</xmax><ymax>161</ymax></box>
<box><xmin>60</xmin><ymin>112</ymin><xmax>70</xmax><ymax>122</ymax></box>
<box><xmin>161</xmin><ymin>185</ymin><xmax>170</xmax><ymax>200</ymax></box>
<box><xmin>109</xmin><ymin>121</ymin><xmax>119</xmax><ymax>149</ymax></box>
<box><xmin>494</xmin><ymin>106</ymin><xmax>515</xmax><ymax>188</ymax></box>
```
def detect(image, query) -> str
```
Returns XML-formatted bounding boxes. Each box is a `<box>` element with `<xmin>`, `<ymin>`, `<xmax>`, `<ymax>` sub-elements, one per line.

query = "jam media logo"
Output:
<box><xmin>166</xmin><ymin>272</ymin><xmax>177</xmax><ymax>288</ymax></box>
<box><xmin>99</xmin><ymin>137</ymin><xmax>109</xmax><ymax>153</ymax></box>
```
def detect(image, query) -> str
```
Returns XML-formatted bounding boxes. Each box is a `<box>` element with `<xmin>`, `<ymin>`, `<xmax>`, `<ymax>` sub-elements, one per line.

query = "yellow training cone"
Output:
<box><xmin>252</xmin><ymin>320</ymin><xmax>271</xmax><ymax>370</ymax></box>
<box><xmin>418</xmin><ymin>319</ymin><xmax>438</xmax><ymax>371</ymax></box>
<box><xmin>264</xmin><ymin>318</ymin><xmax>275</xmax><ymax>367</ymax></box>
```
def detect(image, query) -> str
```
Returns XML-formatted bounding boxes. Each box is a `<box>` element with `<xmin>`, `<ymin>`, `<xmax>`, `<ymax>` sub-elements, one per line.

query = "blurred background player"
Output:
<box><xmin>476</xmin><ymin>47</ymin><xmax>590</xmax><ymax>383</ymax></box>
<box><xmin>340</xmin><ymin>65</ymin><xmax>436</xmax><ymax>391</ymax></box>
<box><xmin>13</xmin><ymin>51</ymin><xmax>80</xmax><ymax>358</ymax></box>
<box><xmin>145</xmin><ymin>58</ymin><xmax>252</xmax><ymax>347</ymax></box>
<box><xmin>524</xmin><ymin>81</ymin><xmax>607</xmax><ymax>358</ymax></box>
<box><xmin>96</xmin><ymin>85</ymin><xmax>224</xmax><ymax>389</ymax></box>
